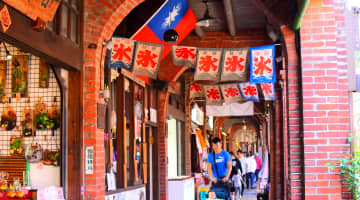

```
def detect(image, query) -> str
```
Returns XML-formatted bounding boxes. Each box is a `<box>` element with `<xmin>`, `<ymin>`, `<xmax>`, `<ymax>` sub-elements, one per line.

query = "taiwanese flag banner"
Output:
<box><xmin>249</xmin><ymin>45</ymin><xmax>276</xmax><ymax>83</ymax></box>
<box><xmin>131</xmin><ymin>0</ymin><xmax>197</xmax><ymax>60</ymax></box>
<box><xmin>203</xmin><ymin>85</ymin><xmax>223</xmax><ymax>105</ymax></box>
<box><xmin>108</xmin><ymin>37</ymin><xmax>135</xmax><ymax>70</ymax></box>
<box><xmin>171</xmin><ymin>45</ymin><xmax>197</xmax><ymax>68</ymax></box>
<box><xmin>190</xmin><ymin>82</ymin><xmax>204</xmax><ymax>98</ymax></box>
<box><xmin>260</xmin><ymin>83</ymin><xmax>276</xmax><ymax>101</ymax></box>
<box><xmin>221</xmin><ymin>48</ymin><xmax>248</xmax><ymax>81</ymax></box>
<box><xmin>238</xmin><ymin>82</ymin><xmax>260</xmax><ymax>102</ymax></box>
<box><xmin>132</xmin><ymin>41</ymin><xmax>163</xmax><ymax>79</ymax></box>
<box><xmin>220</xmin><ymin>83</ymin><xmax>243</xmax><ymax>104</ymax></box>
<box><xmin>194</xmin><ymin>48</ymin><xmax>222</xmax><ymax>81</ymax></box>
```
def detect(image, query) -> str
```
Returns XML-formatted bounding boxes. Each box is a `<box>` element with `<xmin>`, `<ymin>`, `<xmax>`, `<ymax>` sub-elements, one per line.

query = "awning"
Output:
<box><xmin>206</xmin><ymin>101</ymin><xmax>254</xmax><ymax>117</ymax></box>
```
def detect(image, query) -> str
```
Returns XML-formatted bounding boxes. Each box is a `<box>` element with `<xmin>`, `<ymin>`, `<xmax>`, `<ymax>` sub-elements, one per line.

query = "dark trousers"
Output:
<box><xmin>246</xmin><ymin>172</ymin><xmax>254</xmax><ymax>188</ymax></box>
<box><xmin>241</xmin><ymin>175</ymin><xmax>245</xmax><ymax>195</ymax></box>
<box><xmin>255</xmin><ymin>169</ymin><xmax>260</xmax><ymax>182</ymax></box>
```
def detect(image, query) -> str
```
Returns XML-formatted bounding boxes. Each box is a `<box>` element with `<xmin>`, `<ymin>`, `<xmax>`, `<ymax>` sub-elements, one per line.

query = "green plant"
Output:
<box><xmin>40</xmin><ymin>73</ymin><xmax>49</xmax><ymax>81</ymax></box>
<box><xmin>325</xmin><ymin>136</ymin><xmax>360</xmax><ymax>199</ymax></box>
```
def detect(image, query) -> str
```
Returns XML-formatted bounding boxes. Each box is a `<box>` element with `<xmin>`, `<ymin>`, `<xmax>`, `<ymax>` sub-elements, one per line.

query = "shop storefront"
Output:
<box><xmin>0</xmin><ymin>1</ymin><xmax>82</xmax><ymax>199</ymax></box>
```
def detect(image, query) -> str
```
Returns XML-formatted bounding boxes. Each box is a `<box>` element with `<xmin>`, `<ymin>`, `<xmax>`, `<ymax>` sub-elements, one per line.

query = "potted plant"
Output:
<box><xmin>326</xmin><ymin>136</ymin><xmax>360</xmax><ymax>199</ymax></box>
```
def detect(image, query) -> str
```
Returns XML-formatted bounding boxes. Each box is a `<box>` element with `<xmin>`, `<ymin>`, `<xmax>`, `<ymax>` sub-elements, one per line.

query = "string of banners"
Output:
<box><xmin>108</xmin><ymin>37</ymin><xmax>276</xmax><ymax>103</ymax></box>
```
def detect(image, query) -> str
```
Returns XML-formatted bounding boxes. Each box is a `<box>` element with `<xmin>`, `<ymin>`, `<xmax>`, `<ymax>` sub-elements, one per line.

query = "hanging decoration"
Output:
<box><xmin>220</xmin><ymin>48</ymin><xmax>248</xmax><ymax>81</ymax></box>
<box><xmin>0</xmin><ymin>61</ymin><xmax>6</xmax><ymax>103</ymax></box>
<box><xmin>11</xmin><ymin>55</ymin><xmax>29</xmax><ymax>98</ymax></box>
<box><xmin>249</xmin><ymin>45</ymin><xmax>276</xmax><ymax>83</ymax></box>
<box><xmin>260</xmin><ymin>83</ymin><xmax>276</xmax><ymax>101</ymax></box>
<box><xmin>39</xmin><ymin>59</ymin><xmax>50</xmax><ymax>88</ymax></box>
<box><xmin>48</xmin><ymin>97</ymin><xmax>61</xmax><ymax>131</ymax></box>
<box><xmin>109</xmin><ymin>37</ymin><xmax>136</xmax><ymax>71</ymax></box>
<box><xmin>9</xmin><ymin>134</ymin><xmax>23</xmax><ymax>156</ymax></box>
<box><xmin>132</xmin><ymin>41</ymin><xmax>163</xmax><ymax>79</ymax></box>
<box><xmin>1</xmin><ymin>102</ymin><xmax>16</xmax><ymax>130</ymax></box>
<box><xmin>190</xmin><ymin>82</ymin><xmax>204</xmax><ymax>98</ymax></box>
<box><xmin>203</xmin><ymin>85</ymin><xmax>222</xmax><ymax>105</ymax></box>
<box><xmin>21</xmin><ymin>99</ymin><xmax>33</xmax><ymax>137</ymax></box>
<box><xmin>34</xmin><ymin>97</ymin><xmax>53</xmax><ymax>130</ymax></box>
<box><xmin>0</xmin><ymin>5</ymin><xmax>11</xmax><ymax>33</ymax></box>
<box><xmin>220</xmin><ymin>83</ymin><xmax>243</xmax><ymax>104</ymax></box>
<box><xmin>194</xmin><ymin>48</ymin><xmax>222</xmax><ymax>81</ymax></box>
<box><xmin>238</xmin><ymin>82</ymin><xmax>260</xmax><ymax>102</ymax></box>
<box><xmin>171</xmin><ymin>46</ymin><xmax>197</xmax><ymax>68</ymax></box>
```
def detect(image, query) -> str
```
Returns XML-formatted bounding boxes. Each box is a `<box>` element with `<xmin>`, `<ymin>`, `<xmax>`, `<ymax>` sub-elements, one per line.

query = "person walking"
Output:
<box><xmin>207</xmin><ymin>137</ymin><xmax>232</xmax><ymax>199</ymax></box>
<box><xmin>229</xmin><ymin>152</ymin><xmax>243</xmax><ymax>200</ymax></box>
<box><xmin>237</xmin><ymin>150</ymin><xmax>246</xmax><ymax>196</ymax></box>
<box><xmin>245</xmin><ymin>152</ymin><xmax>256</xmax><ymax>189</ymax></box>
<box><xmin>254</xmin><ymin>152</ymin><xmax>262</xmax><ymax>183</ymax></box>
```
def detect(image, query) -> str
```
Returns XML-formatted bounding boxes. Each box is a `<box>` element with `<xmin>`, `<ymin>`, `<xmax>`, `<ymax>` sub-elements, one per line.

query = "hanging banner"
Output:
<box><xmin>190</xmin><ymin>82</ymin><xmax>204</xmax><ymax>98</ymax></box>
<box><xmin>194</xmin><ymin>49</ymin><xmax>222</xmax><ymax>81</ymax></box>
<box><xmin>250</xmin><ymin>45</ymin><xmax>276</xmax><ymax>83</ymax></box>
<box><xmin>3</xmin><ymin>0</ymin><xmax>60</xmax><ymax>22</ymax></box>
<box><xmin>171</xmin><ymin>46</ymin><xmax>197</xmax><ymax>68</ymax></box>
<box><xmin>132</xmin><ymin>41</ymin><xmax>163</xmax><ymax>79</ymax></box>
<box><xmin>203</xmin><ymin>85</ymin><xmax>222</xmax><ymax>105</ymax></box>
<box><xmin>238</xmin><ymin>82</ymin><xmax>260</xmax><ymax>102</ymax></box>
<box><xmin>220</xmin><ymin>83</ymin><xmax>243</xmax><ymax>104</ymax></box>
<box><xmin>220</xmin><ymin>48</ymin><xmax>248</xmax><ymax>81</ymax></box>
<box><xmin>0</xmin><ymin>5</ymin><xmax>11</xmax><ymax>33</ymax></box>
<box><xmin>109</xmin><ymin>37</ymin><xmax>135</xmax><ymax>71</ymax></box>
<box><xmin>260</xmin><ymin>83</ymin><xmax>275</xmax><ymax>101</ymax></box>
<box><xmin>206</xmin><ymin>101</ymin><xmax>254</xmax><ymax>117</ymax></box>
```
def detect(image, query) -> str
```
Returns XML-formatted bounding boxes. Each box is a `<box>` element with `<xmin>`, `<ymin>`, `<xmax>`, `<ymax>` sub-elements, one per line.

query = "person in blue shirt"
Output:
<box><xmin>207</xmin><ymin>137</ymin><xmax>232</xmax><ymax>184</ymax></box>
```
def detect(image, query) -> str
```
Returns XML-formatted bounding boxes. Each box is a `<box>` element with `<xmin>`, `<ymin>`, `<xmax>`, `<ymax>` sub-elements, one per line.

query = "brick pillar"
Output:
<box><xmin>157</xmin><ymin>91</ymin><xmax>169</xmax><ymax>200</ymax></box>
<box><xmin>300</xmin><ymin>0</ymin><xmax>351</xmax><ymax>199</ymax></box>
<box><xmin>184</xmin><ymin>72</ymin><xmax>193</xmax><ymax>175</ymax></box>
<box><xmin>281</xmin><ymin>26</ymin><xmax>304</xmax><ymax>200</ymax></box>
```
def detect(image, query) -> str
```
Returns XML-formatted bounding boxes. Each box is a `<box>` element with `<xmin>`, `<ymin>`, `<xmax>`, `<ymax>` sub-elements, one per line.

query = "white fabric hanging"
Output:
<box><xmin>206</xmin><ymin>101</ymin><xmax>254</xmax><ymax>117</ymax></box>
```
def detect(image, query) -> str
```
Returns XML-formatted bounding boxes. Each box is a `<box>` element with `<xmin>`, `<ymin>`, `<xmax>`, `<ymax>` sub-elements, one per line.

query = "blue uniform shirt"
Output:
<box><xmin>207</xmin><ymin>150</ymin><xmax>232</xmax><ymax>179</ymax></box>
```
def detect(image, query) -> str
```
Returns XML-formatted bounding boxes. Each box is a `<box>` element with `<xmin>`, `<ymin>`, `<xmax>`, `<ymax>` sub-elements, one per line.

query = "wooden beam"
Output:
<box><xmin>0</xmin><ymin>2</ymin><xmax>82</xmax><ymax>71</ymax></box>
<box><xmin>223</xmin><ymin>0</ymin><xmax>236</xmax><ymax>37</ymax></box>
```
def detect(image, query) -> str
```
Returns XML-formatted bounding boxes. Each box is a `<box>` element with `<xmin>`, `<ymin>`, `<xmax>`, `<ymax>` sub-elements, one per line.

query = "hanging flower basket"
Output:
<box><xmin>1</xmin><ymin>104</ymin><xmax>17</xmax><ymax>131</ymax></box>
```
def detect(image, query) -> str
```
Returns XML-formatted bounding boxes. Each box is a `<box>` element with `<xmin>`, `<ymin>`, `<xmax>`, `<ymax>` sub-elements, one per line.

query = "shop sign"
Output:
<box><xmin>3</xmin><ymin>0</ymin><xmax>60</xmax><ymax>22</ymax></box>
<box><xmin>85</xmin><ymin>146</ymin><xmax>94</xmax><ymax>174</ymax></box>
<box><xmin>191</xmin><ymin>104</ymin><xmax>203</xmax><ymax>125</ymax></box>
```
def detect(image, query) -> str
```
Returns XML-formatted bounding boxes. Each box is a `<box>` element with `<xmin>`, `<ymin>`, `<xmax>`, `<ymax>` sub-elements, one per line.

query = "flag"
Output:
<box><xmin>194</xmin><ymin>48</ymin><xmax>222</xmax><ymax>81</ymax></box>
<box><xmin>203</xmin><ymin>85</ymin><xmax>223</xmax><ymax>105</ymax></box>
<box><xmin>220</xmin><ymin>83</ymin><xmax>243</xmax><ymax>104</ymax></box>
<box><xmin>221</xmin><ymin>48</ymin><xmax>248</xmax><ymax>81</ymax></box>
<box><xmin>131</xmin><ymin>0</ymin><xmax>197</xmax><ymax>60</ymax></box>
<box><xmin>190</xmin><ymin>82</ymin><xmax>204</xmax><ymax>98</ymax></box>
<box><xmin>260</xmin><ymin>83</ymin><xmax>276</xmax><ymax>101</ymax></box>
<box><xmin>238</xmin><ymin>82</ymin><xmax>260</xmax><ymax>102</ymax></box>
<box><xmin>132</xmin><ymin>41</ymin><xmax>163</xmax><ymax>79</ymax></box>
<box><xmin>108</xmin><ymin>37</ymin><xmax>135</xmax><ymax>70</ymax></box>
<box><xmin>171</xmin><ymin>45</ymin><xmax>197</xmax><ymax>68</ymax></box>
<box><xmin>250</xmin><ymin>45</ymin><xmax>276</xmax><ymax>83</ymax></box>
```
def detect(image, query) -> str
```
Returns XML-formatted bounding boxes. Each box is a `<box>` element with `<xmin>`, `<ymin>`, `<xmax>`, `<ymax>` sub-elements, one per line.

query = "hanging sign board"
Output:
<box><xmin>3</xmin><ymin>0</ymin><xmax>60</xmax><ymax>22</ymax></box>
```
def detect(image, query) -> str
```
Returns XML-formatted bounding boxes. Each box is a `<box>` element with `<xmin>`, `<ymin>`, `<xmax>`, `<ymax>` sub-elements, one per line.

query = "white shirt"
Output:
<box><xmin>246</xmin><ymin>156</ymin><xmax>257</xmax><ymax>173</ymax></box>
<box><xmin>238</xmin><ymin>157</ymin><xmax>247</xmax><ymax>175</ymax></box>
<box><xmin>232</xmin><ymin>174</ymin><xmax>242</xmax><ymax>188</ymax></box>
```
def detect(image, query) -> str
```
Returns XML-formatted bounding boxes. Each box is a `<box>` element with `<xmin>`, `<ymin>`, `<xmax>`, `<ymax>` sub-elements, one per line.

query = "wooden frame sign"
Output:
<box><xmin>3</xmin><ymin>0</ymin><xmax>60</xmax><ymax>22</ymax></box>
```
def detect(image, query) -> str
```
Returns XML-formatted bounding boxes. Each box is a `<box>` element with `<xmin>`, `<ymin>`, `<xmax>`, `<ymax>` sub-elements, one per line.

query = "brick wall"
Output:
<box><xmin>83</xmin><ymin>0</ymin><xmax>144</xmax><ymax>199</ymax></box>
<box><xmin>300</xmin><ymin>0</ymin><xmax>352</xmax><ymax>199</ymax></box>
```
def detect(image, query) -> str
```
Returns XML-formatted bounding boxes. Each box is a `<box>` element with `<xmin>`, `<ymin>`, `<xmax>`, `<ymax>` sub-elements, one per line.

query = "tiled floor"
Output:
<box><xmin>241</xmin><ymin>188</ymin><xmax>257</xmax><ymax>200</ymax></box>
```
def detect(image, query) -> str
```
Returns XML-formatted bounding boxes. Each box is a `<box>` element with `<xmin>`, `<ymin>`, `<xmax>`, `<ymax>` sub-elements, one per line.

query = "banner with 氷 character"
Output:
<box><xmin>132</xmin><ymin>41</ymin><xmax>163</xmax><ymax>79</ymax></box>
<box><xmin>190</xmin><ymin>82</ymin><xmax>204</xmax><ymax>98</ymax></box>
<box><xmin>260</xmin><ymin>83</ymin><xmax>276</xmax><ymax>101</ymax></box>
<box><xmin>238</xmin><ymin>82</ymin><xmax>260</xmax><ymax>102</ymax></box>
<box><xmin>194</xmin><ymin>48</ymin><xmax>222</xmax><ymax>81</ymax></box>
<box><xmin>109</xmin><ymin>37</ymin><xmax>136</xmax><ymax>71</ymax></box>
<box><xmin>220</xmin><ymin>83</ymin><xmax>243</xmax><ymax>104</ymax></box>
<box><xmin>249</xmin><ymin>45</ymin><xmax>276</xmax><ymax>83</ymax></box>
<box><xmin>220</xmin><ymin>48</ymin><xmax>248</xmax><ymax>81</ymax></box>
<box><xmin>171</xmin><ymin>46</ymin><xmax>197</xmax><ymax>68</ymax></box>
<box><xmin>203</xmin><ymin>85</ymin><xmax>222</xmax><ymax>105</ymax></box>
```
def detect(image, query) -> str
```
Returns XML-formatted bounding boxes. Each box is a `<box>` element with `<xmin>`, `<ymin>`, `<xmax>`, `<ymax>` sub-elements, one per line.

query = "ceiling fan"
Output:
<box><xmin>196</xmin><ymin>0</ymin><xmax>220</xmax><ymax>27</ymax></box>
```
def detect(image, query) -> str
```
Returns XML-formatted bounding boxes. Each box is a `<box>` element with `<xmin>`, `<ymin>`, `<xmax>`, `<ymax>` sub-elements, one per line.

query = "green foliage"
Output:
<box><xmin>326</xmin><ymin>147</ymin><xmax>360</xmax><ymax>199</ymax></box>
